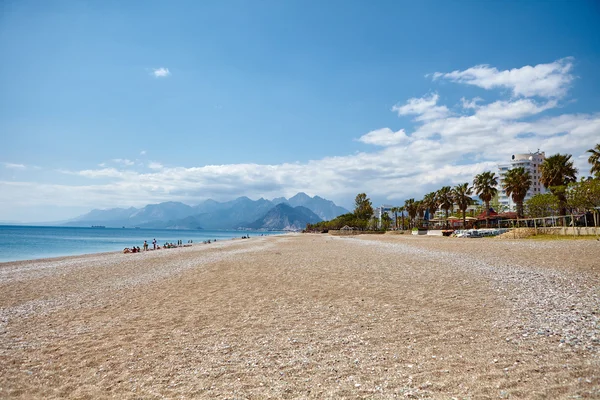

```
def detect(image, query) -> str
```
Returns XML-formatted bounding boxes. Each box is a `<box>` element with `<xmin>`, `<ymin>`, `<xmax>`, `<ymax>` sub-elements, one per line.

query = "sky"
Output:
<box><xmin>1</xmin><ymin>0</ymin><xmax>600</xmax><ymax>222</ymax></box>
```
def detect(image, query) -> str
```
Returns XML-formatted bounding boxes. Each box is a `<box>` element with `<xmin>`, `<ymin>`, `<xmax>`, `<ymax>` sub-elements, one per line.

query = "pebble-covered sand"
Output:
<box><xmin>0</xmin><ymin>234</ymin><xmax>599</xmax><ymax>399</ymax></box>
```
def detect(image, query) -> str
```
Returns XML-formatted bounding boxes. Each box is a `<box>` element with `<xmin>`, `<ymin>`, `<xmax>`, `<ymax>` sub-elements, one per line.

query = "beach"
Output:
<box><xmin>1</xmin><ymin>234</ymin><xmax>599</xmax><ymax>399</ymax></box>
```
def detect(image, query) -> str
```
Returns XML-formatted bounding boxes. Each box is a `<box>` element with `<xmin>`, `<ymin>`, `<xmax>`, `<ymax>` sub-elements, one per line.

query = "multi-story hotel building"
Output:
<box><xmin>375</xmin><ymin>204</ymin><xmax>395</xmax><ymax>227</ymax></box>
<box><xmin>497</xmin><ymin>151</ymin><xmax>547</xmax><ymax>211</ymax></box>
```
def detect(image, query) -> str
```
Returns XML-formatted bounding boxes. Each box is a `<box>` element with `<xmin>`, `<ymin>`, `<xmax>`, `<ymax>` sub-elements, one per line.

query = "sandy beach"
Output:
<box><xmin>0</xmin><ymin>234</ymin><xmax>599</xmax><ymax>399</ymax></box>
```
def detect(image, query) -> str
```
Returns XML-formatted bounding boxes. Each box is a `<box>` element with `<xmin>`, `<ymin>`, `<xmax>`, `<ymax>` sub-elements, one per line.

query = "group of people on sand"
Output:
<box><xmin>124</xmin><ymin>238</ymin><xmax>195</xmax><ymax>254</ymax></box>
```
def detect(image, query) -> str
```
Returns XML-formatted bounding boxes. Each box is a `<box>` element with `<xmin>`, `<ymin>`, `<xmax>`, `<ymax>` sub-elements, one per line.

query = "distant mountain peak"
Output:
<box><xmin>286</xmin><ymin>193</ymin><xmax>349</xmax><ymax>221</ymax></box>
<box><xmin>65</xmin><ymin>193</ymin><xmax>348</xmax><ymax>229</ymax></box>
<box><xmin>271</xmin><ymin>197</ymin><xmax>288</xmax><ymax>205</ymax></box>
<box><xmin>289</xmin><ymin>192</ymin><xmax>311</xmax><ymax>200</ymax></box>
<box><xmin>244</xmin><ymin>203</ymin><xmax>322</xmax><ymax>231</ymax></box>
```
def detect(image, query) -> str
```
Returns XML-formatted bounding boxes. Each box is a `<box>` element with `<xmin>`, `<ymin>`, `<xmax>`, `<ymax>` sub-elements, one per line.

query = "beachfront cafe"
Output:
<box><xmin>427</xmin><ymin>215</ymin><xmax>478</xmax><ymax>229</ymax></box>
<box><xmin>475</xmin><ymin>209</ymin><xmax>518</xmax><ymax>228</ymax></box>
<box><xmin>427</xmin><ymin>210</ymin><xmax>518</xmax><ymax>230</ymax></box>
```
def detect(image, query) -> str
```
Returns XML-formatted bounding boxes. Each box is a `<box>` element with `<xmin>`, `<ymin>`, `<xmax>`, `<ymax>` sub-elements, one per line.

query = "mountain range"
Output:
<box><xmin>64</xmin><ymin>193</ymin><xmax>349</xmax><ymax>231</ymax></box>
<box><xmin>244</xmin><ymin>204</ymin><xmax>322</xmax><ymax>231</ymax></box>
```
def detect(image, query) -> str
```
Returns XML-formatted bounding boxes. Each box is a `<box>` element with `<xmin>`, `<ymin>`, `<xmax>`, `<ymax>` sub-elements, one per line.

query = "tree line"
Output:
<box><xmin>307</xmin><ymin>144</ymin><xmax>600</xmax><ymax>232</ymax></box>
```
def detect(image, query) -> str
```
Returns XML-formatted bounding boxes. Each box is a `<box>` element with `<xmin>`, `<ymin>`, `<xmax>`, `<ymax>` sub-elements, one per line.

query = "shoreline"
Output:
<box><xmin>1</xmin><ymin>234</ymin><xmax>598</xmax><ymax>398</ymax></box>
<box><xmin>0</xmin><ymin>232</ymin><xmax>289</xmax><ymax>265</ymax></box>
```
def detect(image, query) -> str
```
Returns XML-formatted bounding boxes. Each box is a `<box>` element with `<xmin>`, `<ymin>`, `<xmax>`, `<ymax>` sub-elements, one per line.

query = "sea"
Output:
<box><xmin>0</xmin><ymin>225</ymin><xmax>284</xmax><ymax>263</ymax></box>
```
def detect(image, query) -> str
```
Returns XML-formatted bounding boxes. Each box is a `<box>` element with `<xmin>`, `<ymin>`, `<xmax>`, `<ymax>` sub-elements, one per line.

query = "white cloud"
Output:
<box><xmin>432</xmin><ymin>57</ymin><xmax>574</xmax><ymax>98</ymax></box>
<box><xmin>358</xmin><ymin>128</ymin><xmax>409</xmax><ymax>146</ymax></box>
<box><xmin>461</xmin><ymin>97</ymin><xmax>483</xmax><ymax>109</ymax></box>
<box><xmin>473</xmin><ymin>99</ymin><xmax>558</xmax><ymax>120</ymax></box>
<box><xmin>392</xmin><ymin>93</ymin><xmax>450</xmax><ymax>121</ymax></box>
<box><xmin>140</xmin><ymin>150</ymin><xmax>147</xmax><ymax>156</ymax></box>
<box><xmin>81</xmin><ymin>169</ymin><xmax>129</xmax><ymax>179</ymax></box>
<box><xmin>152</xmin><ymin>67</ymin><xmax>171</xmax><ymax>78</ymax></box>
<box><xmin>2</xmin><ymin>162</ymin><xmax>26</xmax><ymax>170</ymax></box>
<box><xmin>111</xmin><ymin>158</ymin><xmax>135</xmax><ymax>166</ymax></box>
<box><xmin>148</xmin><ymin>162</ymin><xmax>164</xmax><ymax>170</ymax></box>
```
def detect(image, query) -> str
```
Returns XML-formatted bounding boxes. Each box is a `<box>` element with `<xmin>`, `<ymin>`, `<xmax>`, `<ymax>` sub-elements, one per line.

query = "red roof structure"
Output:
<box><xmin>477</xmin><ymin>209</ymin><xmax>520</xmax><ymax>221</ymax></box>
<box><xmin>498</xmin><ymin>211</ymin><xmax>518</xmax><ymax>219</ymax></box>
<box><xmin>476</xmin><ymin>208</ymin><xmax>499</xmax><ymax>220</ymax></box>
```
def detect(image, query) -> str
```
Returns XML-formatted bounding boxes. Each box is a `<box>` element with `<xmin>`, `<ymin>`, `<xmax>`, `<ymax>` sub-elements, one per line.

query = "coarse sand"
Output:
<box><xmin>0</xmin><ymin>234</ymin><xmax>599</xmax><ymax>399</ymax></box>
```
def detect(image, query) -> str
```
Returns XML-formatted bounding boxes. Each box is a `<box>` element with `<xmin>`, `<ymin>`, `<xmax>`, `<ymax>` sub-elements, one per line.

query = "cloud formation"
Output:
<box><xmin>357</xmin><ymin>128</ymin><xmax>409</xmax><ymax>146</ymax></box>
<box><xmin>2</xmin><ymin>163</ymin><xmax>26</xmax><ymax>170</ymax></box>
<box><xmin>152</xmin><ymin>67</ymin><xmax>170</xmax><ymax>78</ymax></box>
<box><xmin>392</xmin><ymin>93</ymin><xmax>450</xmax><ymax>121</ymax></box>
<box><xmin>148</xmin><ymin>162</ymin><xmax>164</xmax><ymax>170</ymax></box>
<box><xmin>111</xmin><ymin>158</ymin><xmax>135</xmax><ymax>166</ymax></box>
<box><xmin>431</xmin><ymin>57</ymin><xmax>574</xmax><ymax>98</ymax></box>
<box><xmin>1</xmin><ymin>58</ymin><xmax>598</xmax><ymax>220</ymax></box>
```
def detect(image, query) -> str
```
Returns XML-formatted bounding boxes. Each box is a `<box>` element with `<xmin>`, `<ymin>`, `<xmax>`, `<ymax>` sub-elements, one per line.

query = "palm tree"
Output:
<box><xmin>473</xmin><ymin>171</ymin><xmax>498</xmax><ymax>226</ymax></box>
<box><xmin>404</xmin><ymin>198</ymin><xmax>417</xmax><ymax>229</ymax></box>
<box><xmin>436</xmin><ymin>186</ymin><xmax>454</xmax><ymax>228</ymax></box>
<box><xmin>453</xmin><ymin>183</ymin><xmax>474</xmax><ymax>228</ymax></box>
<box><xmin>381</xmin><ymin>213</ymin><xmax>392</xmax><ymax>230</ymax></box>
<box><xmin>587</xmin><ymin>144</ymin><xmax>600</xmax><ymax>179</ymax></box>
<box><xmin>415</xmin><ymin>200</ymin><xmax>425</xmax><ymax>228</ymax></box>
<box><xmin>399</xmin><ymin>206</ymin><xmax>406</xmax><ymax>230</ymax></box>
<box><xmin>502</xmin><ymin>167</ymin><xmax>531</xmax><ymax>217</ymax></box>
<box><xmin>422</xmin><ymin>192</ymin><xmax>438</xmax><ymax>222</ymax></box>
<box><xmin>390</xmin><ymin>207</ymin><xmax>399</xmax><ymax>229</ymax></box>
<box><xmin>540</xmin><ymin>153</ymin><xmax>578</xmax><ymax>215</ymax></box>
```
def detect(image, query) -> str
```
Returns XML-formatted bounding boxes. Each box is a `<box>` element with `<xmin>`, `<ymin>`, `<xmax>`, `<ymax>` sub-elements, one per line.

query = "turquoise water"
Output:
<box><xmin>0</xmin><ymin>225</ymin><xmax>282</xmax><ymax>263</ymax></box>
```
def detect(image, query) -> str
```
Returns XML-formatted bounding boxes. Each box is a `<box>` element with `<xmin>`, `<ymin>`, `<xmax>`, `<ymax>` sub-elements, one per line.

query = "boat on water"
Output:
<box><xmin>91</xmin><ymin>225</ymin><xmax>106</xmax><ymax>229</ymax></box>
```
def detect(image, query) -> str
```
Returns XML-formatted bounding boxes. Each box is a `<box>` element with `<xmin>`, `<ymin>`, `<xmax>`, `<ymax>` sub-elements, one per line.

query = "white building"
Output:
<box><xmin>497</xmin><ymin>151</ymin><xmax>547</xmax><ymax>211</ymax></box>
<box><xmin>375</xmin><ymin>204</ymin><xmax>395</xmax><ymax>227</ymax></box>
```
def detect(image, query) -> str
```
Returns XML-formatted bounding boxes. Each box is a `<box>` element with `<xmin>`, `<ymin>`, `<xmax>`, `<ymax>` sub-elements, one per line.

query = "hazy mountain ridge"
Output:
<box><xmin>139</xmin><ymin>215</ymin><xmax>204</xmax><ymax>230</ymax></box>
<box><xmin>244</xmin><ymin>204</ymin><xmax>322</xmax><ymax>231</ymax></box>
<box><xmin>191</xmin><ymin>197</ymin><xmax>276</xmax><ymax>230</ymax></box>
<box><xmin>70</xmin><ymin>207</ymin><xmax>138</xmax><ymax>222</ymax></box>
<box><xmin>286</xmin><ymin>193</ymin><xmax>349</xmax><ymax>221</ymax></box>
<box><xmin>65</xmin><ymin>193</ymin><xmax>349</xmax><ymax>230</ymax></box>
<box><xmin>130</xmin><ymin>202</ymin><xmax>195</xmax><ymax>224</ymax></box>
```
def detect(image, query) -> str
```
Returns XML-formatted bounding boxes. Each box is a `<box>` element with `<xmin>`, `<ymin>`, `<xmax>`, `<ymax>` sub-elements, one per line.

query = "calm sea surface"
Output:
<box><xmin>0</xmin><ymin>225</ymin><xmax>283</xmax><ymax>263</ymax></box>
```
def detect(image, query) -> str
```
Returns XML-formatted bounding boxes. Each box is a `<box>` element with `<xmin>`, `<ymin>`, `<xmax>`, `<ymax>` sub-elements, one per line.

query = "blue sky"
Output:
<box><xmin>1</xmin><ymin>0</ymin><xmax>599</xmax><ymax>221</ymax></box>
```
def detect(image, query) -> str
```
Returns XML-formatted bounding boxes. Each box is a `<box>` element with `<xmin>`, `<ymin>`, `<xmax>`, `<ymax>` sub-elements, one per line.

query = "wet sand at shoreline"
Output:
<box><xmin>1</xmin><ymin>234</ymin><xmax>598</xmax><ymax>399</ymax></box>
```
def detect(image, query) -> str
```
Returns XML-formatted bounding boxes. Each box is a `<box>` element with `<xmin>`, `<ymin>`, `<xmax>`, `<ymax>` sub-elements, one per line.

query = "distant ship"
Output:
<box><xmin>91</xmin><ymin>225</ymin><xmax>106</xmax><ymax>229</ymax></box>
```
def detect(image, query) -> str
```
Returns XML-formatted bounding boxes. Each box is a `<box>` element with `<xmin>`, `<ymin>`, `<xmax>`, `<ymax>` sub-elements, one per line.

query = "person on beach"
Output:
<box><xmin>143</xmin><ymin>241</ymin><xmax>148</xmax><ymax>251</ymax></box>
<box><xmin>152</xmin><ymin>238</ymin><xmax>157</xmax><ymax>250</ymax></box>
